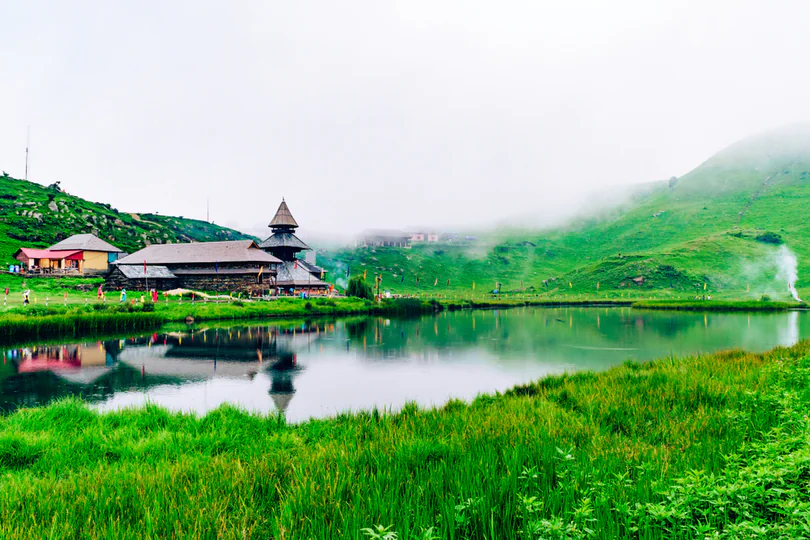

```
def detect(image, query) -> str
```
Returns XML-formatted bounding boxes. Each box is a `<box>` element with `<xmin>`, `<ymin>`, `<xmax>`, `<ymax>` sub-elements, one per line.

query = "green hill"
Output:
<box><xmin>0</xmin><ymin>175</ymin><xmax>254</xmax><ymax>262</ymax></box>
<box><xmin>321</xmin><ymin>124</ymin><xmax>810</xmax><ymax>300</ymax></box>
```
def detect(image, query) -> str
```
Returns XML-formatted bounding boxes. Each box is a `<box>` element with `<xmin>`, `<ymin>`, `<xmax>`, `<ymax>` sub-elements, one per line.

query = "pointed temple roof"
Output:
<box><xmin>258</xmin><ymin>231</ymin><xmax>310</xmax><ymax>251</ymax></box>
<box><xmin>269</xmin><ymin>199</ymin><xmax>299</xmax><ymax>229</ymax></box>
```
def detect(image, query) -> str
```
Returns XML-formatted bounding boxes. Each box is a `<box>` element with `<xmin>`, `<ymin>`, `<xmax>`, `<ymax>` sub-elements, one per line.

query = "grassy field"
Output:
<box><xmin>1</xmin><ymin>340</ymin><xmax>809</xmax><ymax>538</ymax></box>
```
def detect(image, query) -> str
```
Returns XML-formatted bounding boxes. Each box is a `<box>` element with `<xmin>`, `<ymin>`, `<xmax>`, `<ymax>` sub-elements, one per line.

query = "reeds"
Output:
<box><xmin>0</xmin><ymin>312</ymin><xmax>165</xmax><ymax>344</ymax></box>
<box><xmin>632</xmin><ymin>299</ymin><xmax>800</xmax><ymax>311</ymax></box>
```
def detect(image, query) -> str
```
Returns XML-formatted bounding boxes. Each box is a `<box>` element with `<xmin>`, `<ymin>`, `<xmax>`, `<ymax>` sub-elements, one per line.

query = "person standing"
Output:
<box><xmin>23</xmin><ymin>290</ymin><xmax>30</xmax><ymax>306</ymax></box>
<box><xmin>120</xmin><ymin>289</ymin><xmax>127</xmax><ymax>303</ymax></box>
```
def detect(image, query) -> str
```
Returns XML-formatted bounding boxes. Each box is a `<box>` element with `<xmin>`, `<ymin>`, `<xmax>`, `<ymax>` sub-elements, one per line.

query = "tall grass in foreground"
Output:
<box><xmin>2</xmin><ymin>342</ymin><xmax>810</xmax><ymax>538</ymax></box>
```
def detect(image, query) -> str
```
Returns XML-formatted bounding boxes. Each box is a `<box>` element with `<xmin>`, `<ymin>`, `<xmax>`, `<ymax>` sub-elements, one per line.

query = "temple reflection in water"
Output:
<box><xmin>1</xmin><ymin>321</ymin><xmax>334</xmax><ymax>414</ymax></box>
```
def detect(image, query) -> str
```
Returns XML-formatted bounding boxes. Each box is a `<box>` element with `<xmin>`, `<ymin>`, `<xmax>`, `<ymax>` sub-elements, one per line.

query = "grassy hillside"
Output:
<box><xmin>322</xmin><ymin>124</ymin><xmax>810</xmax><ymax>301</ymax></box>
<box><xmin>0</xmin><ymin>174</ymin><xmax>253</xmax><ymax>262</ymax></box>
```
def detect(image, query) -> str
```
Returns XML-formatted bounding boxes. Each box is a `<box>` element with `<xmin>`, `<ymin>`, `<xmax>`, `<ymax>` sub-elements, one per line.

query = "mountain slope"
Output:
<box><xmin>0</xmin><ymin>175</ymin><xmax>254</xmax><ymax>261</ymax></box>
<box><xmin>322</xmin><ymin>124</ymin><xmax>810</xmax><ymax>299</ymax></box>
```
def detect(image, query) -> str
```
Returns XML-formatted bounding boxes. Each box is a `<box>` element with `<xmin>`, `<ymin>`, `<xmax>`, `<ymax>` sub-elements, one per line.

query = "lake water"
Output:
<box><xmin>1</xmin><ymin>307</ymin><xmax>806</xmax><ymax>422</ymax></box>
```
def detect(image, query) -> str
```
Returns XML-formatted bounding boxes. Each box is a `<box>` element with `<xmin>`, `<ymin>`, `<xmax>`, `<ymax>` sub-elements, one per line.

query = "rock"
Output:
<box><xmin>25</xmin><ymin>201</ymin><xmax>37</xmax><ymax>206</ymax></box>
<box><xmin>185</xmin><ymin>316</ymin><xmax>195</xmax><ymax>324</ymax></box>
<box><xmin>48</xmin><ymin>201</ymin><xmax>58</xmax><ymax>212</ymax></box>
<box><xmin>114</xmin><ymin>218</ymin><xmax>125</xmax><ymax>226</ymax></box>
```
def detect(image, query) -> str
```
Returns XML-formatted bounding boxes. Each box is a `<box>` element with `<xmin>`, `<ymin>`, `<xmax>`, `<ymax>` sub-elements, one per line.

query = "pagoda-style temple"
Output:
<box><xmin>259</xmin><ymin>199</ymin><xmax>330</xmax><ymax>296</ymax></box>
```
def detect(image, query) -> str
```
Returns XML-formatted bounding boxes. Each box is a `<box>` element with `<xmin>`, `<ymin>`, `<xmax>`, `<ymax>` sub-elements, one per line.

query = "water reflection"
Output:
<box><xmin>1</xmin><ymin>308</ymin><xmax>808</xmax><ymax>421</ymax></box>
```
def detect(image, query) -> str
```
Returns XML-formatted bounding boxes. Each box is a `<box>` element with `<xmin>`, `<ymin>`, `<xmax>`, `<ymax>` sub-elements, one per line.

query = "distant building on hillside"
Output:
<box><xmin>14</xmin><ymin>233</ymin><xmax>123</xmax><ymax>275</ymax></box>
<box><xmin>360</xmin><ymin>230</ymin><xmax>411</xmax><ymax>247</ymax></box>
<box><xmin>258</xmin><ymin>199</ymin><xmax>330</xmax><ymax>295</ymax></box>
<box><xmin>107</xmin><ymin>240</ymin><xmax>280</xmax><ymax>293</ymax></box>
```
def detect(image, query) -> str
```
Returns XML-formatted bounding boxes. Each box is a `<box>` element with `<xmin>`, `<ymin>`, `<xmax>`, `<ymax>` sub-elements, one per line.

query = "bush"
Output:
<box><xmin>755</xmin><ymin>232</ymin><xmax>783</xmax><ymax>245</ymax></box>
<box><xmin>760</xmin><ymin>295</ymin><xmax>772</xmax><ymax>302</ymax></box>
<box><xmin>346</xmin><ymin>276</ymin><xmax>373</xmax><ymax>300</ymax></box>
<box><xmin>142</xmin><ymin>303</ymin><xmax>155</xmax><ymax>312</ymax></box>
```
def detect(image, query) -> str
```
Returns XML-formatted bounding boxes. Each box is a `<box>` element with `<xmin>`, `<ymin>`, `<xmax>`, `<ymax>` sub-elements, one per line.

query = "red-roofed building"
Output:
<box><xmin>14</xmin><ymin>248</ymin><xmax>85</xmax><ymax>273</ymax></box>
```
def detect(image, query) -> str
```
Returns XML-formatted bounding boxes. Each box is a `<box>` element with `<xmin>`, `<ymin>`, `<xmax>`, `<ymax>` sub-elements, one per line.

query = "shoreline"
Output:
<box><xmin>0</xmin><ymin>296</ymin><xmax>803</xmax><ymax>345</ymax></box>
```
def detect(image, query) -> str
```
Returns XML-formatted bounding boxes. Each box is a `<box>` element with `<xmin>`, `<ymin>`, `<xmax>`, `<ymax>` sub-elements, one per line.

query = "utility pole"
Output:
<box><xmin>25</xmin><ymin>126</ymin><xmax>30</xmax><ymax>180</ymax></box>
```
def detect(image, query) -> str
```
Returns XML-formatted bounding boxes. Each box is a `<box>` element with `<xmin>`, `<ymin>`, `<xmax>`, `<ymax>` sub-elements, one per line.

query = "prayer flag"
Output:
<box><xmin>401</xmin><ymin>274</ymin><xmax>405</xmax><ymax>283</ymax></box>
<box><xmin>704</xmin><ymin>282</ymin><xmax>707</xmax><ymax>290</ymax></box>
<box><xmin>569</xmin><ymin>282</ymin><xmax>573</xmax><ymax>288</ymax></box>
<box><xmin>294</xmin><ymin>260</ymin><xmax>298</xmax><ymax>270</ymax></box>
<box><xmin>363</xmin><ymin>269</ymin><xmax>367</xmax><ymax>279</ymax></box>
<box><xmin>447</xmin><ymin>279</ymin><xmax>450</xmax><ymax>286</ymax></box>
<box><xmin>472</xmin><ymin>282</ymin><xmax>476</xmax><ymax>290</ymax></box>
<box><xmin>215</xmin><ymin>261</ymin><xmax>219</xmax><ymax>274</ymax></box>
<box><xmin>416</xmin><ymin>276</ymin><xmax>420</xmax><ymax>285</ymax></box>
<box><xmin>346</xmin><ymin>266</ymin><xmax>350</xmax><ymax>277</ymax></box>
<box><xmin>143</xmin><ymin>260</ymin><xmax>147</xmax><ymax>274</ymax></box>
<box><xmin>596</xmin><ymin>282</ymin><xmax>600</xmax><ymax>290</ymax></box>
<box><xmin>258</xmin><ymin>266</ymin><xmax>263</xmax><ymax>277</ymax></box>
<box><xmin>434</xmin><ymin>278</ymin><xmax>438</xmax><ymax>286</ymax></box>
<box><xmin>320</xmin><ymin>269</ymin><xmax>324</xmax><ymax>279</ymax></box>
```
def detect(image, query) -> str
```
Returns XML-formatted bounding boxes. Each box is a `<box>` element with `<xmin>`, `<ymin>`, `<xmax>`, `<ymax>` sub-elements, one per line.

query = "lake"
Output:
<box><xmin>1</xmin><ymin>307</ymin><xmax>806</xmax><ymax>421</ymax></box>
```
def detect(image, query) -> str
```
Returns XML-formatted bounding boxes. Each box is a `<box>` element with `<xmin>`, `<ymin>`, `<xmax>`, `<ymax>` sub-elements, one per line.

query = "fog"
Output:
<box><xmin>2</xmin><ymin>1</ymin><xmax>809</xmax><ymax>238</ymax></box>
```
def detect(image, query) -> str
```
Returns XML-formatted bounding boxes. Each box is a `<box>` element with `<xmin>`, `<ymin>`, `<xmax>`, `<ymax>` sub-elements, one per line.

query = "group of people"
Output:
<box><xmin>109</xmin><ymin>288</ymin><xmax>160</xmax><ymax>304</ymax></box>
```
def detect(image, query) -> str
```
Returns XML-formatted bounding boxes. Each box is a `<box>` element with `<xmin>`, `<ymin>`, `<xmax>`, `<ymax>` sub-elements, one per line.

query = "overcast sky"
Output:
<box><xmin>2</xmin><ymin>1</ymin><xmax>809</xmax><ymax>239</ymax></box>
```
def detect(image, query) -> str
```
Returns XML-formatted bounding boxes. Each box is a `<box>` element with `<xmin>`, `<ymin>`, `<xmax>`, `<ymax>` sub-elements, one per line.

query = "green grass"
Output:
<box><xmin>2</xmin><ymin>340</ymin><xmax>810</xmax><ymax>538</ymax></box>
<box><xmin>632</xmin><ymin>299</ymin><xmax>802</xmax><ymax>312</ymax></box>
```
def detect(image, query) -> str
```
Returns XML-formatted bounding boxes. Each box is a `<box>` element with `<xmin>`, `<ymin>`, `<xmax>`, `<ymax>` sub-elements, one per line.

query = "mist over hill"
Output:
<box><xmin>320</xmin><ymin>124</ymin><xmax>810</xmax><ymax>300</ymax></box>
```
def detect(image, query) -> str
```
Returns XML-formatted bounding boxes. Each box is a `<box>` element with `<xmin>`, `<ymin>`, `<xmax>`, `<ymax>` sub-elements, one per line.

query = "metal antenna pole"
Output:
<box><xmin>25</xmin><ymin>126</ymin><xmax>30</xmax><ymax>180</ymax></box>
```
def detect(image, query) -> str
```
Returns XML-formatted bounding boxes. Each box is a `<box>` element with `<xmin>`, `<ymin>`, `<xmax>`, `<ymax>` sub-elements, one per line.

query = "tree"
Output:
<box><xmin>346</xmin><ymin>276</ymin><xmax>373</xmax><ymax>300</ymax></box>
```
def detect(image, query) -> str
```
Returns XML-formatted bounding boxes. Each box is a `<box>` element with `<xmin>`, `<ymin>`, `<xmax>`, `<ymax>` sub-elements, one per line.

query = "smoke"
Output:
<box><xmin>776</xmin><ymin>245</ymin><xmax>801</xmax><ymax>302</ymax></box>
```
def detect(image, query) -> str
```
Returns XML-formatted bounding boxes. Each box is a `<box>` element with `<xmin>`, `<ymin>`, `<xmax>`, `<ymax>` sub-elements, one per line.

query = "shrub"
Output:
<box><xmin>346</xmin><ymin>276</ymin><xmax>374</xmax><ymax>300</ymax></box>
<box><xmin>755</xmin><ymin>232</ymin><xmax>783</xmax><ymax>245</ymax></box>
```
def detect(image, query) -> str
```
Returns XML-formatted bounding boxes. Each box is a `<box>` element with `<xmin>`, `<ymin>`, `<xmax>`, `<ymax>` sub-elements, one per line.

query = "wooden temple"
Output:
<box><xmin>259</xmin><ymin>199</ymin><xmax>330</xmax><ymax>295</ymax></box>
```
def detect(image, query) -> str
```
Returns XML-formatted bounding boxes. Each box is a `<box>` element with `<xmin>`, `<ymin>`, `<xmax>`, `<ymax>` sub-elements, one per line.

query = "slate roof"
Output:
<box><xmin>49</xmin><ymin>234</ymin><xmax>123</xmax><ymax>253</ymax></box>
<box><xmin>116</xmin><ymin>241</ymin><xmax>282</xmax><ymax>265</ymax></box>
<box><xmin>275</xmin><ymin>261</ymin><xmax>329</xmax><ymax>287</ymax></box>
<box><xmin>269</xmin><ymin>199</ymin><xmax>299</xmax><ymax>228</ymax></box>
<box><xmin>298</xmin><ymin>259</ymin><xmax>325</xmax><ymax>276</ymax></box>
<box><xmin>117</xmin><ymin>265</ymin><xmax>177</xmax><ymax>279</ymax></box>
<box><xmin>258</xmin><ymin>232</ymin><xmax>310</xmax><ymax>251</ymax></box>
